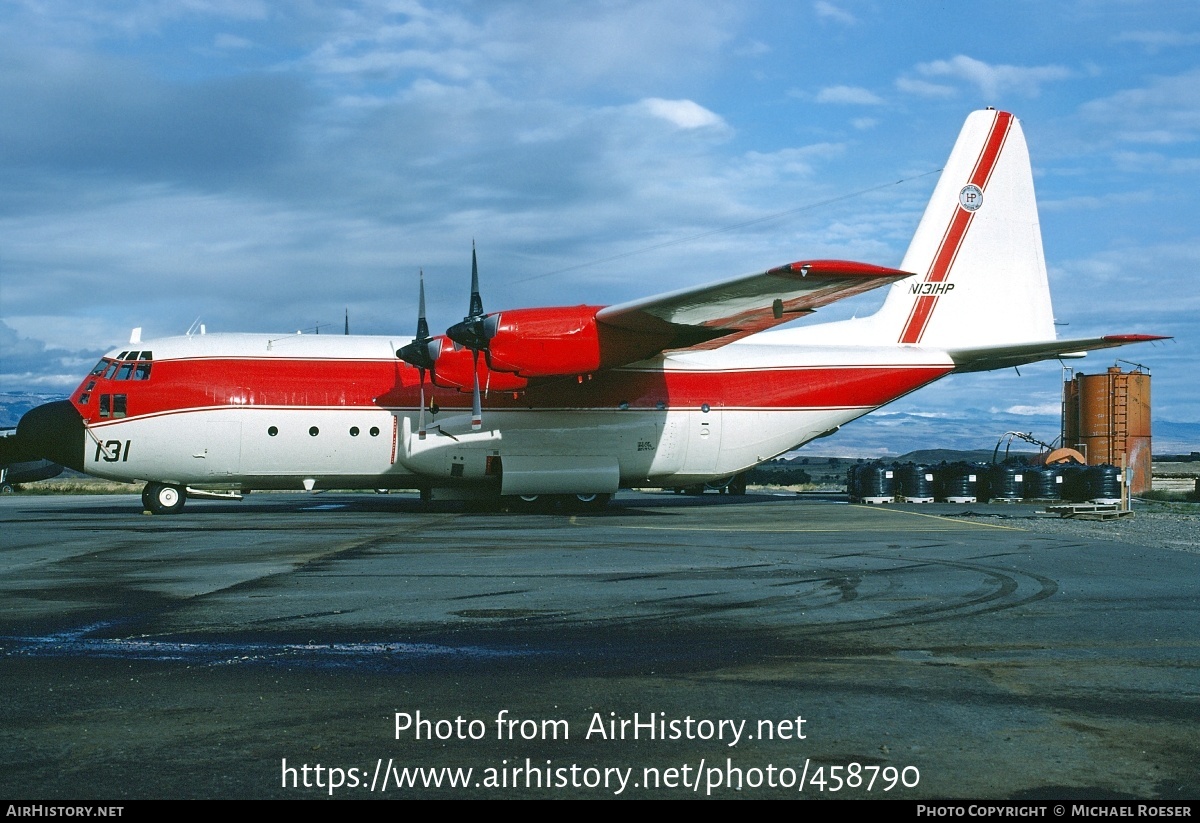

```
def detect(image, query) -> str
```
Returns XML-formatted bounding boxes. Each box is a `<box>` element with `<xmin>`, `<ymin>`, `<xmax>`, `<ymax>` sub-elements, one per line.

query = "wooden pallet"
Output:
<box><xmin>1045</xmin><ymin>503</ymin><xmax>1133</xmax><ymax>521</ymax></box>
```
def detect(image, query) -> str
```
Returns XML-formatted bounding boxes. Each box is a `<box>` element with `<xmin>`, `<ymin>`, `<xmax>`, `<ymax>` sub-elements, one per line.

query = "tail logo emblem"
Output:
<box><xmin>959</xmin><ymin>184</ymin><xmax>984</xmax><ymax>212</ymax></box>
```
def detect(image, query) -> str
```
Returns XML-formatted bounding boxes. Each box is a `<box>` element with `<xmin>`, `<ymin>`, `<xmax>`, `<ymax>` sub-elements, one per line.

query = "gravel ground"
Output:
<box><xmin>950</xmin><ymin>500</ymin><xmax>1200</xmax><ymax>555</ymax></box>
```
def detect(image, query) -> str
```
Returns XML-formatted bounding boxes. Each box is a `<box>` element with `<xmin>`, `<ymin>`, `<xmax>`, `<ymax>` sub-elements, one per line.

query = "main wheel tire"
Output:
<box><xmin>507</xmin><ymin>494</ymin><xmax>549</xmax><ymax>512</ymax></box>
<box><xmin>563</xmin><ymin>492</ymin><xmax>611</xmax><ymax>512</ymax></box>
<box><xmin>144</xmin><ymin>482</ymin><xmax>186</xmax><ymax>515</ymax></box>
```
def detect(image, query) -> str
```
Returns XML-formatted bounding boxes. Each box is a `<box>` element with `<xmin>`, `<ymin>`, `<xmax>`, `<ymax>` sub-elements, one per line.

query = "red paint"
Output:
<box><xmin>900</xmin><ymin>111</ymin><xmax>1013</xmax><ymax>344</ymax></box>
<box><xmin>486</xmin><ymin>306</ymin><xmax>606</xmax><ymax>377</ymax></box>
<box><xmin>71</xmin><ymin>354</ymin><xmax>952</xmax><ymax>422</ymax></box>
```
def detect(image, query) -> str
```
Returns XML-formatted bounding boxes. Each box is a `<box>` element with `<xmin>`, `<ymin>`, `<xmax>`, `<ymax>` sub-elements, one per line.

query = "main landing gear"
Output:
<box><xmin>142</xmin><ymin>481</ymin><xmax>186</xmax><ymax>515</ymax></box>
<box><xmin>505</xmin><ymin>493</ymin><xmax>612</xmax><ymax>513</ymax></box>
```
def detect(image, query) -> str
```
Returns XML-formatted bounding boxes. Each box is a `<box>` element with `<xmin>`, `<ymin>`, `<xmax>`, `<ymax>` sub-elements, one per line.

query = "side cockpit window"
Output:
<box><xmin>98</xmin><ymin>394</ymin><xmax>127</xmax><ymax>419</ymax></box>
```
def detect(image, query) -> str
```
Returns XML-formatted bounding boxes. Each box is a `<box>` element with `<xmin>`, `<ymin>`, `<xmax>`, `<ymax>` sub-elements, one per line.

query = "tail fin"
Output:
<box><xmin>870</xmin><ymin>109</ymin><xmax>1056</xmax><ymax>348</ymax></box>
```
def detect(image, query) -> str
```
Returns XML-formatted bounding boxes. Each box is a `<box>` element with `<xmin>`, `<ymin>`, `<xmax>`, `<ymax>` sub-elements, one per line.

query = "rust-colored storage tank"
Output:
<box><xmin>1062</xmin><ymin>366</ymin><xmax>1152</xmax><ymax>495</ymax></box>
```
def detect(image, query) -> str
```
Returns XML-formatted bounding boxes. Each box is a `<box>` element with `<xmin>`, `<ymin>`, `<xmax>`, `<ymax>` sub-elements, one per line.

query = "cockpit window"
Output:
<box><xmin>116</xmin><ymin>363</ymin><xmax>134</xmax><ymax>380</ymax></box>
<box><xmin>134</xmin><ymin>362</ymin><xmax>152</xmax><ymax>380</ymax></box>
<box><xmin>90</xmin><ymin>359</ymin><xmax>110</xmax><ymax>376</ymax></box>
<box><xmin>102</xmin><ymin>362</ymin><xmax>119</xmax><ymax>380</ymax></box>
<box><xmin>138</xmin><ymin>351</ymin><xmax>153</xmax><ymax>360</ymax></box>
<box><xmin>117</xmin><ymin>351</ymin><xmax>129</xmax><ymax>360</ymax></box>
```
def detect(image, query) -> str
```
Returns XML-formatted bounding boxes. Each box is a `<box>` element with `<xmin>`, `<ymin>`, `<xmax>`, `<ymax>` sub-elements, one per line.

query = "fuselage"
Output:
<box><xmin>57</xmin><ymin>330</ymin><xmax>954</xmax><ymax>494</ymax></box>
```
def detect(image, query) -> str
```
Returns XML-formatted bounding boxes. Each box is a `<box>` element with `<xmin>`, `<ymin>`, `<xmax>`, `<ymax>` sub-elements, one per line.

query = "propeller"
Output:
<box><xmin>445</xmin><ymin>244</ymin><xmax>497</xmax><ymax>431</ymax></box>
<box><xmin>396</xmin><ymin>270</ymin><xmax>440</xmax><ymax>439</ymax></box>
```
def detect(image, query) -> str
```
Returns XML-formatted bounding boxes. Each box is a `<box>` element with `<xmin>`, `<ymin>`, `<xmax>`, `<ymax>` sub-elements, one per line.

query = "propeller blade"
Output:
<box><xmin>416</xmin><ymin>270</ymin><xmax>429</xmax><ymax>341</ymax></box>
<box><xmin>418</xmin><ymin>368</ymin><xmax>427</xmax><ymax>440</ymax></box>
<box><xmin>471</xmin><ymin>350</ymin><xmax>482</xmax><ymax>431</ymax></box>
<box><xmin>397</xmin><ymin>270</ymin><xmax>439</xmax><ymax>370</ymax></box>
<box><xmin>468</xmin><ymin>242</ymin><xmax>483</xmax><ymax>319</ymax></box>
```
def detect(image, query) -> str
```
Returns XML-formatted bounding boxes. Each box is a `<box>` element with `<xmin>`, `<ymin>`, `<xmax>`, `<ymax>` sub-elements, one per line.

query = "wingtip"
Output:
<box><xmin>1101</xmin><ymin>334</ymin><xmax>1172</xmax><ymax>343</ymax></box>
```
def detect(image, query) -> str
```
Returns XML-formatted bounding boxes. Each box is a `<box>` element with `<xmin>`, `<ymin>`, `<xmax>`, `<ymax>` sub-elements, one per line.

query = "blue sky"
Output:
<box><xmin>0</xmin><ymin>1</ymin><xmax>1195</xmax><ymax>454</ymax></box>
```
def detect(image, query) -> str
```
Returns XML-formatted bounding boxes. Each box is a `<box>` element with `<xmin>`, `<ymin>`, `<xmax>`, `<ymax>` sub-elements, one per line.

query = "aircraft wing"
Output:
<box><xmin>595</xmin><ymin>259</ymin><xmax>911</xmax><ymax>351</ymax></box>
<box><xmin>948</xmin><ymin>335</ymin><xmax>1170</xmax><ymax>373</ymax></box>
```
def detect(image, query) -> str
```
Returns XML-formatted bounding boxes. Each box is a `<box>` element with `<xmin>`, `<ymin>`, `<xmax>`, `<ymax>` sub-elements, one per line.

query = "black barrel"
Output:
<box><xmin>988</xmin><ymin>463</ymin><xmax>1026</xmax><ymax>501</ymax></box>
<box><xmin>1024</xmin><ymin>465</ymin><xmax>1063</xmax><ymax>500</ymax></box>
<box><xmin>1085</xmin><ymin>464</ymin><xmax>1122</xmax><ymax>503</ymax></box>
<box><xmin>1059</xmin><ymin>463</ymin><xmax>1090</xmax><ymax>502</ymax></box>
<box><xmin>856</xmin><ymin>463</ymin><xmax>896</xmax><ymax>500</ymax></box>
<box><xmin>939</xmin><ymin>462</ymin><xmax>982</xmax><ymax>502</ymax></box>
<box><xmin>898</xmin><ymin>463</ymin><xmax>934</xmax><ymax>500</ymax></box>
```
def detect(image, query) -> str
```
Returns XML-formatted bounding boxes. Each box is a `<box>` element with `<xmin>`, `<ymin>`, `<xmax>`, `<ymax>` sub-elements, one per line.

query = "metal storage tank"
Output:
<box><xmin>1062</xmin><ymin>366</ymin><xmax>1152</xmax><ymax>495</ymax></box>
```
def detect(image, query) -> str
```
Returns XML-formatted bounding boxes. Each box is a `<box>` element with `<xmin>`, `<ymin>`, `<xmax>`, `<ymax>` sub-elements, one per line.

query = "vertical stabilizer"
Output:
<box><xmin>870</xmin><ymin>109</ymin><xmax>1056</xmax><ymax>348</ymax></box>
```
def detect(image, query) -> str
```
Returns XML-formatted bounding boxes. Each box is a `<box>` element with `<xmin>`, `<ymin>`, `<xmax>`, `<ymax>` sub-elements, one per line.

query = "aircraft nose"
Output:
<box><xmin>15</xmin><ymin>400</ymin><xmax>86</xmax><ymax>472</ymax></box>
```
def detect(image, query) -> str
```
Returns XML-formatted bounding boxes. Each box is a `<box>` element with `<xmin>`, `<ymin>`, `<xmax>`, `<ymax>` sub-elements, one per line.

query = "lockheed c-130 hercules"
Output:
<box><xmin>5</xmin><ymin>109</ymin><xmax>1165</xmax><ymax>513</ymax></box>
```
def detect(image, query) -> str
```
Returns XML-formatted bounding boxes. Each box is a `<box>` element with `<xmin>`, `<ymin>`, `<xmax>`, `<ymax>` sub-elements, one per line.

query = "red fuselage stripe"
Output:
<box><xmin>71</xmin><ymin>358</ymin><xmax>953</xmax><ymax>421</ymax></box>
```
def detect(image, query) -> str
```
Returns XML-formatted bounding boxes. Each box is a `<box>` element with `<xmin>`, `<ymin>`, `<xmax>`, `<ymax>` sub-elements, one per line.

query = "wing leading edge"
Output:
<box><xmin>596</xmin><ymin>259</ymin><xmax>911</xmax><ymax>351</ymax></box>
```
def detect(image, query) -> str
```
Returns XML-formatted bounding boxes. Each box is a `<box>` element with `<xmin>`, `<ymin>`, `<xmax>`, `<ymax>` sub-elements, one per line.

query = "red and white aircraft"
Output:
<box><xmin>8</xmin><ymin>109</ymin><xmax>1164</xmax><ymax>513</ymax></box>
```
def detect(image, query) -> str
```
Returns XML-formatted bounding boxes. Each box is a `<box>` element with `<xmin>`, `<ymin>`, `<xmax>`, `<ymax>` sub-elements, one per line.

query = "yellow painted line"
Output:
<box><xmin>612</xmin><ymin>525</ymin><xmax>991</xmax><ymax>533</ymax></box>
<box><xmin>850</xmin><ymin>504</ymin><xmax>1024</xmax><ymax>531</ymax></box>
<box><xmin>595</xmin><ymin>505</ymin><xmax>1024</xmax><ymax>534</ymax></box>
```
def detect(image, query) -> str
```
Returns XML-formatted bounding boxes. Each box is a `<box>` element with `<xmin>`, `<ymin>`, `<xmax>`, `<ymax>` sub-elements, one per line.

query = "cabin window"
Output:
<box><xmin>268</xmin><ymin>426</ymin><xmax>278</xmax><ymax>436</ymax></box>
<box><xmin>369</xmin><ymin>426</ymin><xmax>380</xmax><ymax>437</ymax></box>
<box><xmin>309</xmin><ymin>426</ymin><xmax>319</xmax><ymax>436</ymax></box>
<box><xmin>350</xmin><ymin>426</ymin><xmax>359</xmax><ymax>436</ymax></box>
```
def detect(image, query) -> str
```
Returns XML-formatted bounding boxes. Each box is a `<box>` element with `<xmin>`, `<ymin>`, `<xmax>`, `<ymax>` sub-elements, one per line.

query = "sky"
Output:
<box><xmin>0</xmin><ymin>0</ymin><xmax>1196</xmax><ymax>455</ymax></box>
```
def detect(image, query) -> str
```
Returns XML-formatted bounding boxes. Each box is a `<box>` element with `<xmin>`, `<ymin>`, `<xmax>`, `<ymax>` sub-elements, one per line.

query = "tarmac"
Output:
<box><xmin>1</xmin><ymin>491</ymin><xmax>1197</xmax><ymax>799</ymax></box>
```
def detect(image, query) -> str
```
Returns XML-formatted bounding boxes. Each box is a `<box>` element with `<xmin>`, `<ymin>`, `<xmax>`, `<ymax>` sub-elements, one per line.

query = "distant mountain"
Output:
<box><xmin>0</xmin><ymin>393</ymin><xmax>66</xmax><ymax>428</ymax></box>
<box><xmin>793</xmin><ymin>409</ymin><xmax>1199</xmax><ymax>459</ymax></box>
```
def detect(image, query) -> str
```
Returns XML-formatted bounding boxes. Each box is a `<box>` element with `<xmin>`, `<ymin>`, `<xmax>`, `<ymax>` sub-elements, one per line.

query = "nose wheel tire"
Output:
<box><xmin>143</xmin><ymin>482</ymin><xmax>186</xmax><ymax>515</ymax></box>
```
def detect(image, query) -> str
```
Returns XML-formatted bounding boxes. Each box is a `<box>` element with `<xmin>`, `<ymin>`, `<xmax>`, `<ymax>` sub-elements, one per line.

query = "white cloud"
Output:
<box><xmin>1114</xmin><ymin>30</ymin><xmax>1200</xmax><ymax>52</ymax></box>
<box><xmin>914</xmin><ymin>55</ymin><xmax>1073</xmax><ymax>99</ymax></box>
<box><xmin>813</xmin><ymin>1</ymin><xmax>856</xmax><ymax>26</ymax></box>
<box><xmin>640</xmin><ymin>98</ymin><xmax>726</xmax><ymax>130</ymax></box>
<box><xmin>1003</xmin><ymin>403</ymin><xmax>1062</xmax><ymax>416</ymax></box>
<box><xmin>1080</xmin><ymin>69</ymin><xmax>1200</xmax><ymax>145</ymax></box>
<box><xmin>895</xmin><ymin>76</ymin><xmax>956</xmax><ymax>98</ymax></box>
<box><xmin>816</xmin><ymin>85</ymin><xmax>883</xmax><ymax>105</ymax></box>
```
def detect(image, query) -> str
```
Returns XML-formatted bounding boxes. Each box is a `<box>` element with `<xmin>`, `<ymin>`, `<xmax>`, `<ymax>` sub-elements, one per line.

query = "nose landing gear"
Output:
<box><xmin>142</xmin><ymin>482</ymin><xmax>186</xmax><ymax>515</ymax></box>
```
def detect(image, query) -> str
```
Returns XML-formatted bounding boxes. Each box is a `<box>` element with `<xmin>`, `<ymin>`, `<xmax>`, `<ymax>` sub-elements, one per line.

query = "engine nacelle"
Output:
<box><xmin>485</xmin><ymin>306</ymin><xmax>605</xmax><ymax>378</ymax></box>
<box><xmin>430</xmin><ymin>341</ymin><xmax>528</xmax><ymax>393</ymax></box>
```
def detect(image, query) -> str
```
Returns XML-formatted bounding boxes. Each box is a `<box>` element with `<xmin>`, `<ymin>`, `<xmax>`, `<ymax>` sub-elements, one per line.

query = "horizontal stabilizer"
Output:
<box><xmin>949</xmin><ymin>335</ymin><xmax>1170</xmax><ymax>373</ymax></box>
